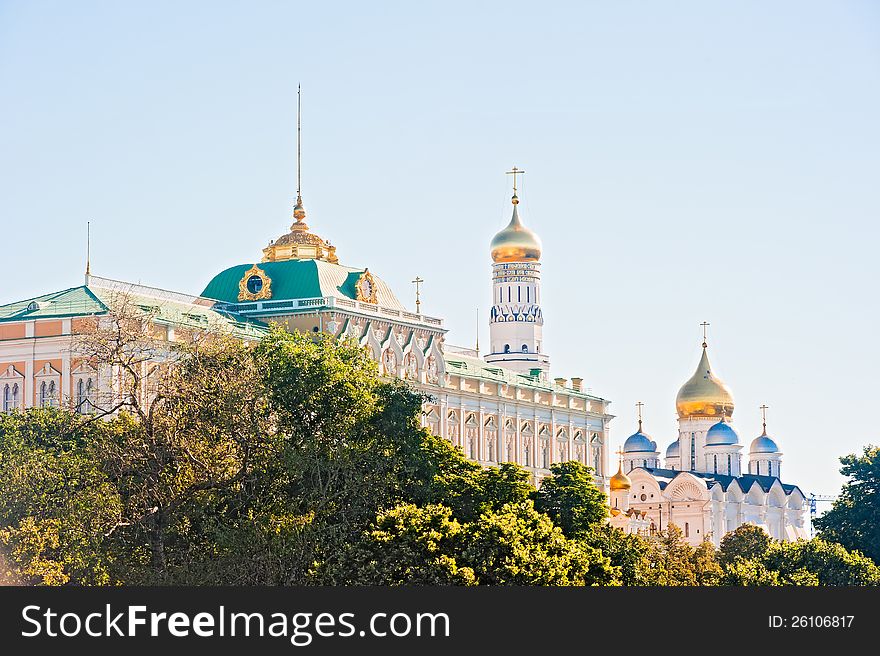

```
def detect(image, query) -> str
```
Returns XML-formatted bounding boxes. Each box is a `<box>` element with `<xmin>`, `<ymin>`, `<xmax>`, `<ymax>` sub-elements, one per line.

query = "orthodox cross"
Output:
<box><xmin>760</xmin><ymin>404</ymin><xmax>769</xmax><ymax>433</ymax></box>
<box><xmin>700</xmin><ymin>321</ymin><xmax>710</xmax><ymax>347</ymax></box>
<box><xmin>635</xmin><ymin>401</ymin><xmax>644</xmax><ymax>430</ymax></box>
<box><xmin>412</xmin><ymin>276</ymin><xmax>424</xmax><ymax>314</ymax></box>
<box><xmin>506</xmin><ymin>166</ymin><xmax>525</xmax><ymax>196</ymax></box>
<box><xmin>615</xmin><ymin>448</ymin><xmax>625</xmax><ymax>465</ymax></box>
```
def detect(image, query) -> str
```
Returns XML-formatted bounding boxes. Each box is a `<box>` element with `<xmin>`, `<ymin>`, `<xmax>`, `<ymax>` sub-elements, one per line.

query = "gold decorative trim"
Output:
<box><xmin>355</xmin><ymin>269</ymin><xmax>378</xmax><ymax>304</ymax></box>
<box><xmin>238</xmin><ymin>264</ymin><xmax>273</xmax><ymax>301</ymax></box>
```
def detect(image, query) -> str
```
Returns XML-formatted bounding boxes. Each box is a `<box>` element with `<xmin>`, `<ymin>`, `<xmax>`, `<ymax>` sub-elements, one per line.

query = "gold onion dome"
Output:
<box><xmin>490</xmin><ymin>195</ymin><xmax>542</xmax><ymax>263</ymax></box>
<box><xmin>609</xmin><ymin>463</ymin><xmax>632</xmax><ymax>491</ymax></box>
<box><xmin>676</xmin><ymin>343</ymin><xmax>734</xmax><ymax>419</ymax></box>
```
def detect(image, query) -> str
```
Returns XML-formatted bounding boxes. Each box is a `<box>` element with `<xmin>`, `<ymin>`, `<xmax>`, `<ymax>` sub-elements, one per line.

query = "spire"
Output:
<box><xmin>292</xmin><ymin>84</ymin><xmax>307</xmax><ymax>227</ymax></box>
<box><xmin>475</xmin><ymin>307</ymin><xmax>480</xmax><ymax>356</ymax></box>
<box><xmin>84</xmin><ymin>221</ymin><xmax>91</xmax><ymax>284</ymax></box>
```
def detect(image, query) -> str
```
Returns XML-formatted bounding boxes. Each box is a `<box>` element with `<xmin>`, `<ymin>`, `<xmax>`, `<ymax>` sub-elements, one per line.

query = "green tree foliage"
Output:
<box><xmin>814</xmin><ymin>445</ymin><xmax>880</xmax><ymax>564</ymax></box>
<box><xmin>578</xmin><ymin>523</ymin><xmax>657</xmax><ymax>585</ymax></box>
<box><xmin>461</xmin><ymin>501</ymin><xmax>614</xmax><ymax>586</ymax></box>
<box><xmin>533</xmin><ymin>461</ymin><xmax>608</xmax><ymax>538</ymax></box>
<box><xmin>2</xmin><ymin>322</ymin><xmax>879</xmax><ymax>587</ymax></box>
<box><xmin>327</xmin><ymin>504</ymin><xmax>476</xmax><ymax>586</ymax></box>
<box><xmin>764</xmin><ymin>539</ymin><xmax>880</xmax><ymax>586</ymax></box>
<box><xmin>718</xmin><ymin>523</ymin><xmax>772</xmax><ymax>567</ymax></box>
<box><xmin>0</xmin><ymin>409</ymin><xmax>125</xmax><ymax>584</ymax></box>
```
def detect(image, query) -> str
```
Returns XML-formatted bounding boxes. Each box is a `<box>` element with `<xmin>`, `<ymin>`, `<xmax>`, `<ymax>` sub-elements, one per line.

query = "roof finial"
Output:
<box><xmin>85</xmin><ymin>221</ymin><xmax>91</xmax><ymax>283</ymax></box>
<box><xmin>412</xmin><ymin>276</ymin><xmax>424</xmax><ymax>314</ymax></box>
<box><xmin>475</xmin><ymin>307</ymin><xmax>480</xmax><ymax>356</ymax></box>
<box><xmin>760</xmin><ymin>404</ymin><xmax>769</xmax><ymax>435</ymax></box>
<box><xmin>700</xmin><ymin>321</ymin><xmax>710</xmax><ymax>348</ymax></box>
<box><xmin>635</xmin><ymin>401</ymin><xmax>644</xmax><ymax>432</ymax></box>
<box><xmin>505</xmin><ymin>166</ymin><xmax>525</xmax><ymax>204</ymax></box>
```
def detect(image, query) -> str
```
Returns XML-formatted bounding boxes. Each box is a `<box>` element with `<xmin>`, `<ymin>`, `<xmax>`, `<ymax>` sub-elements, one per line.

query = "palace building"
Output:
<box><xmin>0</xmin><ymin>174</ymin><xmax>612</xmax><ymax>487</ymax></box>
<box><xmin>0</xmin><ymin>116</ymin><xmax>807</xmax><ymax>543</ymax></box>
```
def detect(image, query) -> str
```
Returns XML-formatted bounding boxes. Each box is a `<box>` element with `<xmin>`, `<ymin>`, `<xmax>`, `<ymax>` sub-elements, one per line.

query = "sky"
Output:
<box><xmin>1</xmin><ymin>1</ymin><xmax>879</xmax><ymax>501</ymax></box>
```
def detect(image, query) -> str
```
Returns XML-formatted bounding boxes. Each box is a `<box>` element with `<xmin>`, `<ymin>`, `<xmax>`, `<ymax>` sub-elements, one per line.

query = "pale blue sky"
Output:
<box><xmin>2</xmin><ymin>1</ymin><xmax>878</xmax><ymax>500</ymax></box>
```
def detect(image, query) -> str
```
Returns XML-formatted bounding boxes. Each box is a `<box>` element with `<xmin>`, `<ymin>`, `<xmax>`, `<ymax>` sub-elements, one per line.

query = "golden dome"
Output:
<box><xmin>609</xmin><ymin>463</ymin><xmax>632</xmax><ymax>491</ymax></box>
<box><xmin>490</xmin><ymin>195</ymin><xmax>542</xmax><ymax>263</ymax></box>
<box><xmin>676</xmin><ymin>345</ymin><xmax>734</xmax><ymax>419</ymax></box>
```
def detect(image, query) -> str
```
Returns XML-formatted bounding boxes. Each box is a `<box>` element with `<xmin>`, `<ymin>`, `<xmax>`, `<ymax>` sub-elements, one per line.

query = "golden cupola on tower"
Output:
<box><xmin>490</xmin><ymin>193</ymin><xmax>542</xmax><ymax>263</ymax></box>
<box><xmin>676</xmin><ymin>342</ymin><xmax>734</xmax><ymax>419</ymax></box>
<box><xmin>609</xmin><ymin>463</ymin><xmax>632</xmax><ymax>491</ymax></box>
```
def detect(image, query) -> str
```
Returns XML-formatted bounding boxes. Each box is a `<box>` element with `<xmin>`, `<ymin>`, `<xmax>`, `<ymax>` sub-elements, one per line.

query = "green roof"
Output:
<box><xmin>444</xmin><ymin>353</ymin><xmax>607</xmax><ymax>402</ymax></box>
<box><xmin>0</xmin><ymin>286</ymin><xmax>108</xmax><ymax>323</ymax></box>
<box><xmin>0</xmin><ymin>280</ymin><xmax>268</xmax><ymax>341</ymax></box>
<box><xmin>200</xmin><ymin>259</ymin><xmax>406</xmax><ymax>310</ymax></box>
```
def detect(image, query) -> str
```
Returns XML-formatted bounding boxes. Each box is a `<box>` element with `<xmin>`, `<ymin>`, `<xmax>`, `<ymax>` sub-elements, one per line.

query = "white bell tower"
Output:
<box><xmin>484</xmin><ymin>167</ymin><xmax>550</xmax><ymax>377</ymax></box>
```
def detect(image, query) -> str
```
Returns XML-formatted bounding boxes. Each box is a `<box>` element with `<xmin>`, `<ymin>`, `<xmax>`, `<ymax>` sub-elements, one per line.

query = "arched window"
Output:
<box><xmin>40</xmin><ymin>382</ymin><xmax>48</xmax><ymax>407</ymax></box>
<box><xmin>2</xmin><ymin>384</ymin><xmax>10</xmax><ymax>412</ymax></box>
<box><xmin>503</xmin><ymin>344</ymin><xmax>510</xmax><ymax>353</ymax></box>
<box><xmin>685</xmin><ymin>522</ymin><xmax>689</xmax><ymax>538</ymax></box>
<box><xmin>690</xmin><ymin>436</ymin><xmax>696</xmax><ymax>471</ymax></box>
<box><xmin>713</xmin><ymin>454</ymin><xmax>718</xmax><ymax>474</ymax></box>
<box><xmin>48</xmin><ymin>380</ymin><xmax>57</xmax><ymax>408</ymax></box>
<box><xmin>521</xmin><ymin>344</ymin><xmax>528</xmax><ymax>353</ymax></box>
<box><xmin>768</xmin><ymin>461</ymin><xmax>773</xmax><ymax>477</ymax></box>
<box><xmin>727</xmin><ymin>453</ymin><xmax>732</xmax><ymax>475</ymax></box>
<box><xmin>11</xmin><ymin>383</ymin><xmax>19</xmax><ymax>409</ymax></box>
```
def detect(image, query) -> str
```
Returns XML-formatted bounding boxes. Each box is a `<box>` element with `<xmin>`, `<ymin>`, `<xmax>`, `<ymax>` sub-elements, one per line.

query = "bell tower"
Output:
<box><xmin>484</xmin><ymin>167</ymin><xmax>550</xmax><ymax>377</ymax></box>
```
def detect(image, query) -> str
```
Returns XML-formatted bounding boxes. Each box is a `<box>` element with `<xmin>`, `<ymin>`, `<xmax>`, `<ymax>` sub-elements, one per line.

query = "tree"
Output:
<box><xmin>533</xmin><ymin>461</ymin><xmax>608</xmax><ymax>538</ymax></box>
<box><xmin>580</xmin><ymin>523</ymin><xmax>656</xmax><ymax>585</ymax></box>
<box><xmin>764</xmin><ymin>539</ymin><xmax>880</xmax><ymax>586</ymax></box>
<box><xmin>718</xmin><ymin>524</ymin><xmax>772</xmax><ymax>567</ymax></box>
<box><xmin>814</xmin><ymin>445</ymin><xmax>880</xmax><ymax>564</ymax></box>
<box><xmin>690</xmin><ymin>540</ymin><xmax>722</xmax><ymax>586</ymax></box>
<box><xmin>324</xmin><ymin>504</ymin><xmax>476</xmax><ymax>585</ymax></box>
<box><xmin>461</xmin><ymin>500</ymin><xmax>615</xmax><ymax>586</ymax></box>
<box><xmin>0</xmin><ymin>409</ymin><xmax>125</xmax><ymax>585</ymax></box>
<box><xmin>719</xmin><ymin>559</ymin><xmax>819</xmax><ymax>586</ymax></box>
<box><xmin>645</xmin><ymin>525</ymin><xmax>698</xmax><ymax>586</ymax></box>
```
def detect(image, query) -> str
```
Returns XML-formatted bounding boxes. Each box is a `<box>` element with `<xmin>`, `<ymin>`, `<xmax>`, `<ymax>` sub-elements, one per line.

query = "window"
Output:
<box><xmin>246</xmin><ymin>275</ymin><xmax>263</xmax><ymax>294</ymax></box>
<box><xmin>768</xmin><ymin>461</ymin><xmax>773</xmax><ymax>477</ymax></box>
<box><xmin>685</xmin><ymin>522</ymin><xmax>689</xmax><ymax>538</ymax></box>
<box><xmin>690</xmin><ymin>436</ymin><xmax>696</xmax><ymax>470</ymax></box>
<box><xmin>504</xmin><ymin>344</ymin><xmax>510</xmax><ymax>353</ymax></box>
<box><xmin>521</xmin><ymin>344</ymin><xmax>528</xmax><ymax>353</ymax></box>
<box><xmin>40</xmin><ymin>382</ymin><xmax>48</xmax><ymax>407</ymax></box>
<box><xmin>727</xmin><ymin>454</ymin><xmax>732</xmax><ymax>475</ymax></box>
<box><xmin>542</xmin><ymin>443</ymin><xmax>549</xmax><ymax>469</ymax></box>
<box><xmin>713</xmin><ymin>455</ymin><xmax>718</xmax><ymax>474</ymax></box>
<box><xmin>76</xmin><ymin>378</ymin><xmax>95</xmax><ymax>414</ymax></box>
<box><xmin>2</xmin><ymin>384</ymin><xmax>11</xmax><ymax>412</ymax></box>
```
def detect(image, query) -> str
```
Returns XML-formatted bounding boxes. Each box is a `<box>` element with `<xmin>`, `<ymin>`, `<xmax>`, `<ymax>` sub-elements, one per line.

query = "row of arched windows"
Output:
<box><xmin>2</xmin><ymin>378</ymin><xmax>94</xmax><ymax>413</ymax></box>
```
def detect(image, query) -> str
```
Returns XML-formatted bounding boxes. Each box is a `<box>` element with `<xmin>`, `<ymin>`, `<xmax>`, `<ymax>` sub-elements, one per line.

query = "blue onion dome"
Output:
<box><xmin>705</xmin><ymin>418</ymin><xmax>740</xmax><ymax>446</ymax></box>
<box><xmin>750</xmin><ymin>426</ymin><xmax>781</xmax><ymax>454</ymax></box>
<box><xmin>666</xmin><ymin>440</ymin><xmax>680</xmax><ymax>458</ymax></box>
<box><xmin>623</xmin><ymin>421</ymin><xmax>657</xmax><ymax>453</ymax></box>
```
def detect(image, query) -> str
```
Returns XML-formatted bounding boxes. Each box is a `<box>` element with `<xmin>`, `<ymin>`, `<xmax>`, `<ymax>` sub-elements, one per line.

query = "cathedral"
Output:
<box><xmin>0</xmin><ymin>125</ymin><xmax>807</xmax><ymax>546</ymax></box>
<box><xmin>607</xmin><ymin>339</ymin><xmax>808</xmax><ymax>545</ymax></box>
